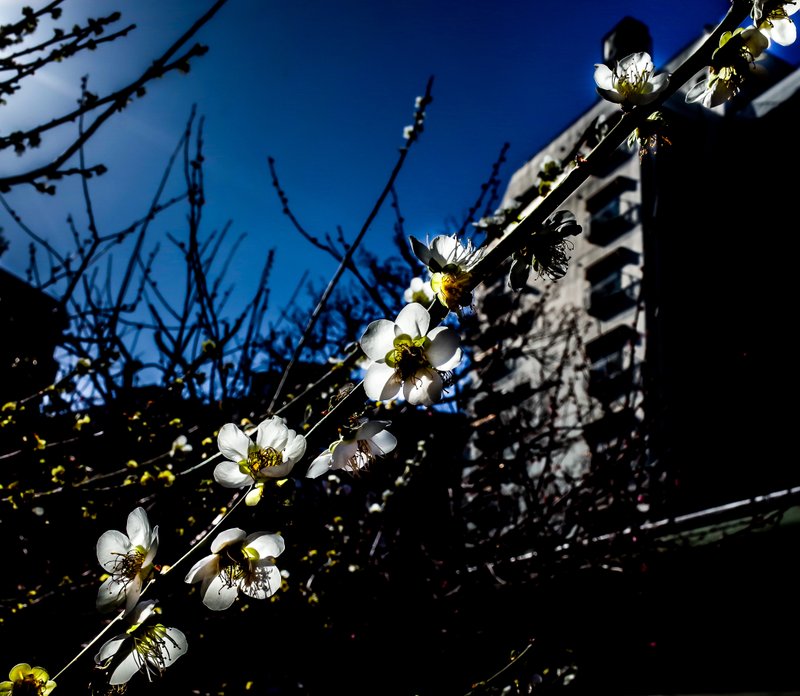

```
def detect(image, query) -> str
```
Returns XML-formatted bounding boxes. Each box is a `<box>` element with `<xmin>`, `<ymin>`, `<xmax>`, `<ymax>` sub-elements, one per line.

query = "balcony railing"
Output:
<box><xmin>587</xmin><ymin>205</ymin><xmax>639</xmax><ymax>245</ymax></box>
<box><xmin>588</xmin><ymin>279</ymin><xmax>640</xmax><ymax>320</ymax></box>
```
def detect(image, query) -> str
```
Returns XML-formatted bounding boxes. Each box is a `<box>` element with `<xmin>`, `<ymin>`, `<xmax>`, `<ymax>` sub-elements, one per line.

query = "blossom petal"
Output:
<box><xmin>403</xmin><ymin>368</ymin><xmax>443</xmax><ymax>406</ymax></box>
<box><xmin>596</xmin><ymin>87</ymin><xmax>626</xmax><ymax>104</ymax></box>
<box><xmin>108</xmin><ymin>648</ymin><xmax>142</xmax><ymax>685</ymax></box>
<box><xmin>213</xmin><ymin>460</ymin><xmax>252</xmax><ymax>488</ymax></box>
<box><xmin>126</xmin><ymin>507</ymin><xmax>151</xmax><ymax>548</ymax></box>
<box><xmin>143</xmin><ymin>526</ymin><xmax>159</xmax><ymax>567</ymax></box>
<box><xmin>184</xmin><ymin>555</ymin><xmax>219</xmax><ymax>585</ymax></box>
<box><xmin>123</xmin><ymin>574</ymin><xmax>144</xmax><ymax>616</ymax></box>
<box><xmin>97</xmin><ymin>529</ymin><xmax>130</xmax><ymax>570</ymax></box>
<box><xmin>360</xmin><ymin>319</ymin><xmax>396</xmax><ymax>361</ymax></box>
<box><xmin>258</xmin><ymin>460</ymin><xmax>295</xmax><ymax>478</ymax></box>
<box><xmin>430</xmin><ymin>235</ymin><xmax>459</xmax><ymax>266</ymax></box>
<box><xmin>370</xmin><ymin>429</ymin><xmax>398</xmax><ymax>455</ymax></box>
<box><xmin>217</xmin><ymin>423</ymin><xmax>252</xmax><ymax>462</ymax></box>
<box><xmin>95</xmin><ymin>636</ymin><xmax>127</xmax><ymax>664</ymax></box>
<box><xmin>395</xmin><ymin>302</ymin><xmax>430</xmax><ymax>338</ymax></box>
<box><xmin>210</xmin><ymin>527</ymin><xmax>246</xmax><ymax>554</ymax></box>
<box><xmin>593</xmin><ymin>63</ymin><xmax>614</xmax><ymax>90</ymax></box>
<box><xmin>158</xmin><ymin>628</ymin><xmax>188</xmax><ymax>667</ymax></box>
<box><xmin>283</xmin><ymin>430</ymin><xmax>307</xmax><ymax>462</ymax></box>
<box><xmin>306</xmin><ymin>451</ymin><xmax>333</xmax><ymax>478</ymax></box>
<box><xmin>256</xmin><ymin>417</ymin><xmax>289</xmax><ymax>452</ymax></box>
<box><xmin>201</xmin><ymin>573</ymin><xmax>239</xmax><ymax>611</ymax></box>
<box><xmin>331</xmin><ymin>441</ymin><xmax>360</xmax><ymax>470</ymax></box>
<box><xmin>409</xmin><ymin>235</ymin><xmax>434</xmax><ymax>267</ymax></box>
<box><xmin>426</xmin><ymin>326</ymin><xmax>461</xmax><ymax>371</ymax></box>
<box><xmin>96</xmin><ymin>576</ymin><xmax>125</xmax><ymax>612</ymax></box>
<box><xmin>772</xmin><ymin>18</ymin><xmax>797</xmax><ymax>45</ymax></box>
<box><xmin>245</xmin><ymin>532</ymin><xmax>285</xmax><ymax>559</ymax></box>
<box><xmin>355</xmin><ymin>420</ymin><xmax>390</xmax><ymax>440</ymax></box>
<box><xmin>363</xmin><ymin>362</ymin><xmax>402</xmax><ymax>402</ymax></box>
<box><xmin>241</xmin><ymin>565</ymin><xmax>281</xmax><ymax>599</ymax></box>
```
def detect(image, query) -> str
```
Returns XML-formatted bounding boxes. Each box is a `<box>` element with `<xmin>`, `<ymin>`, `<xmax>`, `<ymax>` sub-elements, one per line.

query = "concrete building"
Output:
<box><xmin>467</xmin><ymin>15</ymin><xmax>799</xmax><ymax>521</ymax></box>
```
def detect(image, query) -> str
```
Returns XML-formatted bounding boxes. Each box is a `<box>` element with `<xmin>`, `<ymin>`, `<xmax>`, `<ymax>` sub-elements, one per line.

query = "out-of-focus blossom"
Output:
<box><xmin>360</xmin><ymin>303</ymin><xmax>462</xmax><ymax>406</ymax></box>
<box><xmin>752</xmin><ymin>1</ymin><xmax>799</xmax><ymax>45</ymax></box>
<box><xmin>403</xmin><ymin>277</ymin><xmax>434</xmax><ymax>305</ymax></box>
<box><xmin>0</xmin><ymin>664</ymin><xmax>56</xmax><ymax>695</ymax></box>
<box><xmin>96</xmin><ymin>507</ymin><xmax>159</xmax><ymax>615</ymax></box>
<box><xmin>169</xmin><ymin>434</ymin><xmax>192</xmax><ymax>457</ymax></box>
<box><xmin>184</xmin><ymin>529</ymin><xmax>284</xmax><ymax>611</ymax></box>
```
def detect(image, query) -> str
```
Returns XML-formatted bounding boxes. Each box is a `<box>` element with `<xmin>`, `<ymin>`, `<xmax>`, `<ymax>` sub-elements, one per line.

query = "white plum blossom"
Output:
<box><xmin>94</xmin><ymin>600</ymin><xmax>187</xmax><ymax>686</ymax></box>
<box><xmin>359</xmin><ymin>302</ymin><xmax>462</xmax><ymax>406</ymax></box>
<box><xmin>169</xmin><ymin>434</ymin><xmax>192</xmax><ymax>457</ymax></box>
<box><xmin>184</xmin><ymin>528</ymin><xmax>285</xmax><ymax>611</ymax></box>
<box><xmin>686</xmin><ymin>27</ymin><xmax>769</xmax><ymax>108</ymax></box>
<box><xmin>752</xmin><ymin>0</ymin><xmax>799</xmax><ymax>45</ymax></box>
<box><xmin>96</xmin><ymin>507</ymin><xmax>159</xmax><ymax>615</ymax></box>
<box><xmin>214</xmin><ymin>416</ymin><xmax>306</xmax><ymax>493</ymax></box>
<box><xmin>409</xmin><ymin>234</ymin><xmax>485</xmax><ymax>311</ymax></box>
<box><xmin>306</xmin><ymin>420</ymin><xmax>398</xmax><ymax>478</ymax></box>
<box><xmin>0</xmin><ymin>663</ymin><xmax>56</xmax><ymax>696</ymax></box>
<box><xmin>403</xmin><ymin>276</ymin><xmax>434</xmax><ymax>305</ymax></box>
<box><xmin>594</xmin><ymin>52</ymin><xmax>669</xmax><ymax>108</ymax></box>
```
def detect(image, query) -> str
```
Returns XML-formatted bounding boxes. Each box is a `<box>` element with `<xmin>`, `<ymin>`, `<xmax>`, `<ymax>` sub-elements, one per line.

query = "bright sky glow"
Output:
<box><xmin>2</xmin><ymin>0</ymin><xmax>798</xmax><ymax>340</ymax></box>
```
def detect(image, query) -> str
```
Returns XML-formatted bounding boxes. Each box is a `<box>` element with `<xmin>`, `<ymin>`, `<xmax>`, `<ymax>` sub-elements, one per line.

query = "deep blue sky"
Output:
<box><xmin>2</xmin><ymin>0</ymin><xmax>797</xmax><ymax>329</ymax></box>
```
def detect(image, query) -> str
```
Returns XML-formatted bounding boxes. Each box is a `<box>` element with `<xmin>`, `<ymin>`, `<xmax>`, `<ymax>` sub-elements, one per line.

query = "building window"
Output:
<box><xmin>585</xmin><ymin>324</ymin><xmax>640</xmax><ymax>404</ymax></box>
<box><xmin>587</xmin><ymin>176</ymin><xmax>639</xmax><ymax>245</ymax></box>
<box><xmin>585</xmin><ymin>247</ymin><xmax>641</xmax><ymax>320</ymax></box>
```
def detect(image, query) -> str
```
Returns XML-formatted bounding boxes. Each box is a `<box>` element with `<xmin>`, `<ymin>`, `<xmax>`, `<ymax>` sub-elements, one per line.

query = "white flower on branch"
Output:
<box><xmin>752</xmin><ymin>0</ymin><xmax>799</xmax><ymax>45</ymax></box>
<box><xmin>594</xmin><ymin>52</ymin><xmax>669</xmax><ymax>108</ymax></box>
<box><xmin>508</xmin><ymin>210</ymin><xmax>583</xmax><ymax>289</ymax></box>
<box><xmin>686</xmin><ymin>27</ymin><xmax>769</xmax><ymax>108</ymax></box>
<box><xmin>94</xmin><ymin>601</ymin><xmax>187</xmax><ymax>686</ymax></box>
<box><xmin>306</xmin><ymin>419</ymin><xmax>398</xmax><ymax>478</ymax></box>
<box><xmin>184</xmin><ymin>528</ymin><xmax>285</xmax><ymax>610</ymax></box>
<box><xmin>214</xmin><ymin>416</ymin><xmax>307</xmax><ymax>491</ymax></box>
<box><xmin>409</xmin><ymin>234</ymin><xmax>485</xmax><ymax>312</ymax></box>
<box><xmin>360</xmin><ymin>302</ymin><xmax>462</xmax><ymax>406</ymax></box>
<box><xmin>96</xmin><ymin>507</ymin><xmax>159</xmax><ymax>615</ymax></box>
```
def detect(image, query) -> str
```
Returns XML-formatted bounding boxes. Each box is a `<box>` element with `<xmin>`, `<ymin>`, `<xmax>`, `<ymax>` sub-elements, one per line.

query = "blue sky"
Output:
<box><xmin>2</xmin><ymin>0</ymin><xmax>798</xmax><ymax>333</ymax></box>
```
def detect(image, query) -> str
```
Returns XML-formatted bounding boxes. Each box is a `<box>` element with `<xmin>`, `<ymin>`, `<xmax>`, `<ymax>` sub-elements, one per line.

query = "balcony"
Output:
<box><xmin>587</xmin><ymin>205</ymin><xmax>640</xmax><ymax>245</ymax></box>
<box><xmin>588</xmin><ymin>362</ymin><xmax>640</xmax><ymax>403</ymax></box>
<box><xmin>588</xmin><ymin>279</ymin><xmax>640</xmax><ymax>320</ymax></box>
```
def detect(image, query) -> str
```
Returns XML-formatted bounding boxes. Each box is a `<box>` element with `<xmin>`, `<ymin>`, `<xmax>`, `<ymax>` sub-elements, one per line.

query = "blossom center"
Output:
<box><xmin>13</xmin><ymin>675</ymin><xmax>46</xmax><ymax>696</ymax></box>
<box><xmin>430</xmin><ymin>270</ymin><xmax>472</xmax><ymax>310</ymax></box>
<box><xmin>615</xmin><ymin>67</ymin><xmax>651</xmax><ymax>99</ymax></box>
<box><xmin>241</xmin><ymin>447</ymin><xmax>282</xmax><ymax>478</ymax></box>
<box><xmin>132</xmin><ymin>624</ymin><xmax>178</xmax><ymax>679</ymax></box>
<box><xmin>385</xmin><ymin>334</ymin><xmax>431</xmax><ymax>381</ymax></box>
<box><xmin>111</xmin><ymin>545</ymin><xmax>146</xmax><ymax>583</ymax></box>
